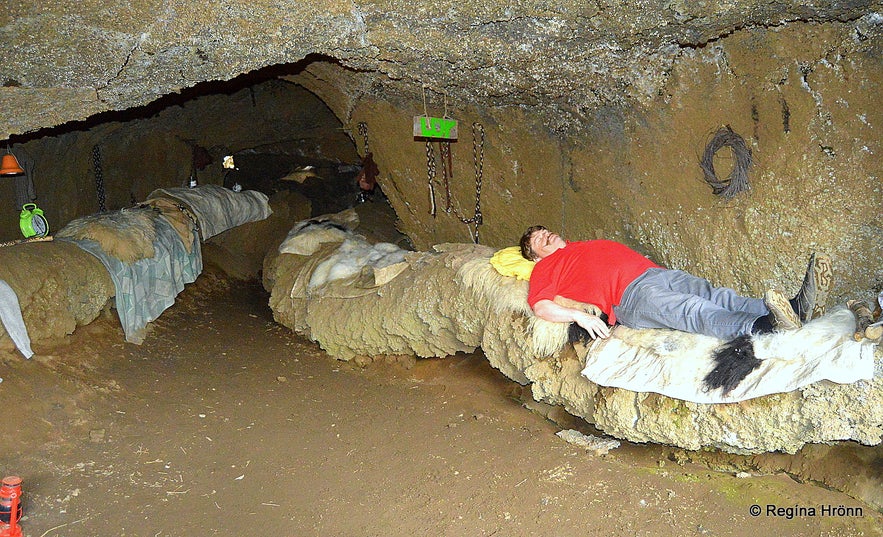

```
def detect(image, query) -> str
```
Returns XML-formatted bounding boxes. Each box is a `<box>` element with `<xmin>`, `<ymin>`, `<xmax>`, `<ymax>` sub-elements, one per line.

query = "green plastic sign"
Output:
<box><xmin>413</xmin><ymin>116</ymin><xmax>458</xmax><ymax>140</ymax></box>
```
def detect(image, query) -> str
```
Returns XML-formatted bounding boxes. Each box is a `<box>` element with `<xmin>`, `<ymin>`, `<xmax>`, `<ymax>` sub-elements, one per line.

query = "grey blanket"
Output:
<box><xmin>62</xmin><ymin>216</ymin><xmax>202</xmax><ymax>344</ymax></box>
<box><xmin>147</xmin><ymin>185</ymin><xmax>271</xmax><ymax>240</ymax></box>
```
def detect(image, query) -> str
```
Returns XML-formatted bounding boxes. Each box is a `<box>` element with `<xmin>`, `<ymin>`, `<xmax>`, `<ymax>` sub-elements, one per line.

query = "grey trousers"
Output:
<box><xmin>612</xmin><ymin>268</ymin><xmax>769</xmax><ymax>340</ymax></box>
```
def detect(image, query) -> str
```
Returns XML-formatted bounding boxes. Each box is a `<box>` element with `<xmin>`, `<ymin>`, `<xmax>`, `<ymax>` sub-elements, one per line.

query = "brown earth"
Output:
<box><xmin>3</xmin><ymin>277</ymin><xmax>882</xmax><ymax>537</ymax></box>
<box><xmin>0</xmin><ymin>200</ymin><xmax>881</xmax><ymax>537</ymax></box>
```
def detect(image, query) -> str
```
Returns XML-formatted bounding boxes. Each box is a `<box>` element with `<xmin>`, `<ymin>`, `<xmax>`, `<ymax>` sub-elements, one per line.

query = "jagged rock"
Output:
<box><xmin>2</xmin><ymin>7</ymin><xmax>880</xmax><ymax>304</ymax></box>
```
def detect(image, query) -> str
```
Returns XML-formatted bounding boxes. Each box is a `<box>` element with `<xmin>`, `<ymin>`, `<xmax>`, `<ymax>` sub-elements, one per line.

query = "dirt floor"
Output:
<box><xmin>1</xmin><ymin>198</ymin><xmax>881</xmax><ymax>537</ymax></box>
<box><xmin>0</xmin><ymin>270</ymin><xmax>879</xmax><ymax>537</ymax></box>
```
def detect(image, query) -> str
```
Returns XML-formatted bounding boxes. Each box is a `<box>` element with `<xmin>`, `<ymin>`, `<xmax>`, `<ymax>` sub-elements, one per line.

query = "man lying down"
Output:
<box><xmin>519</xmin><ymin>225</ymin><xmax>833</xmax><ymax>394</ymax></box>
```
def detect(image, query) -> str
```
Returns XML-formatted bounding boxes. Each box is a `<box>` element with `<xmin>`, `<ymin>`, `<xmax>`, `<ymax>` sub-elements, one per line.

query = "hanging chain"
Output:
<box><xmin>420</xmin><ymin>113</ymin><xmax>485</xmax><ymax>243</ymax></box>
<box><xmin>470</xmin><ymin>122</ymin><xmax>484</xmax><ymax>228</ymax></box>
<box><xmin>425</xmin><ymin>140</ymin><xmax>437</xmax><ymax>216</ymax></box>
<box><xmin>440</xmin><ymin>141</ymin><xmax>453</xmax><ymax>213</ymax></box>
<box><xmin>450</xmin><ymin>122</ymin><xmax>484</xmax><ymax>243</ymax></box>
<box><xmin>358</xmin><ymin>121</ymin><xmax>370</xmax><ymax>154</ymax></box>
<box><xmin>92</xmin><ymin>145</ymin><xmax>107</xmax><ymax>212</ymax></box>
<box><xmin>424</xmin><ymin>123</ymin><xmax>486</xmax><ymax>242</ymax></box>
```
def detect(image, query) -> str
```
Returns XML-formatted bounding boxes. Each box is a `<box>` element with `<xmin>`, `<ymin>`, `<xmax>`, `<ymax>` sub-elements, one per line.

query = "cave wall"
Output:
<box><xmin>0</xmin><ymin>3</ymin><xmax>880</xmax><ymax>301</ymax></box>
<box><xmin>298</xmin><ymin>20</ymin><xmax>882</xmax><ymax>302</ymax></box>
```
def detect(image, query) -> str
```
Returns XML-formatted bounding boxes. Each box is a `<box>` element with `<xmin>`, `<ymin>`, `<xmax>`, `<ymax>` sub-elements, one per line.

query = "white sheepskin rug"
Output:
<box><xmin>277</xmin><ymin>209</ymin><xmax>359</xmax><ymax>256</ymax></box>
<box><xmin>456</xmin><ymin>253</ymin><xmax>571</xmax><ymax>358</ymax></box>
<box><xmin>579</xmin><ymin>307</ymin><xmax>877</xmax><ymax>404</ymax></box>
<box><xmin>308</xmin><ymin>237</ymin><xmax>407</xmax><ymax>289</ymax></box>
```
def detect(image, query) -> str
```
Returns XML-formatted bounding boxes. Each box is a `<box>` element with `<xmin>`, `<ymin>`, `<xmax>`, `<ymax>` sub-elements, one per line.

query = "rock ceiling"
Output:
<box><xmin>2</xmin><ymin>1</ymin><xmax>879</xmax><ymax>140</ymax></box>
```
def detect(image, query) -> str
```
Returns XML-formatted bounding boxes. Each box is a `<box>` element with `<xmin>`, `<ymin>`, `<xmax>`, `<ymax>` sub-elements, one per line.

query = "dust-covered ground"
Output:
<box><xmin>1</xmin><ymin>194</ymin><xmax>881</xmax><ymax>537</ymax></box>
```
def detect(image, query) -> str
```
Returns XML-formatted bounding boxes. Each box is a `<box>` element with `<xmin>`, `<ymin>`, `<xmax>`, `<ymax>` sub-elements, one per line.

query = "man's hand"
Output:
<box><xmin>532</xmin><ymin>299</ymin><xmax>611</xmax><ymax>339</ymax></box>
<box><xmin>571</xmin><ymin>310</ymin><xmax>611</xmax><ymax>339</ymax></box>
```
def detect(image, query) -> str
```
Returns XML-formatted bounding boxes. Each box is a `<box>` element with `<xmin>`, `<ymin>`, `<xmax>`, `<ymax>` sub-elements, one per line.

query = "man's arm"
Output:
<box><xmin>532</xmin><ymin>299</ymin><xmax>611</xmax><ymax>339</ymax></box>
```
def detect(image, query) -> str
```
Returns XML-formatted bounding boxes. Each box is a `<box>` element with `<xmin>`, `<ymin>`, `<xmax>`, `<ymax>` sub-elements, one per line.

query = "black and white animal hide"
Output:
<box><xmin>578</xmin><ymin>308</ymin><xmax>874</xmax><ymax>404</ymax></box>
<box><xmin>572</xmin><ymin>324</ymin><xmax>764</xmax><ymax>396</ymax></box>
<box><xmin>703</xmin><ymin>335</ymin><xmax>762</xmax><ymax>396</ymax></box>
<box><xmin>568</xmin><ymin>323</ymin><xmax>593</xmax><ymax>346</ymax></box>
<box><xmin>567</xmin><ymin>313</ymin><xmax>611</xmax><ymax>346</ymax></box>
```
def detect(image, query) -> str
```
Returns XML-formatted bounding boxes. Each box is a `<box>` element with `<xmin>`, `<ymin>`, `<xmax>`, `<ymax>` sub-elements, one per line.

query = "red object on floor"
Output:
<box><xmin>0</xmin><ymin>476</ymin><xmax>23</xmax><ymax>537</ymax></box>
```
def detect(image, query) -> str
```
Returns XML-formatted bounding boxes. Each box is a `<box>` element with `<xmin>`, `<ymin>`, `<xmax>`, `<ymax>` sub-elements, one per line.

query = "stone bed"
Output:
<box><xmin>263</xmin><ymin>232</ymin><xmax>882</xmax><ymax>457</ymax></box>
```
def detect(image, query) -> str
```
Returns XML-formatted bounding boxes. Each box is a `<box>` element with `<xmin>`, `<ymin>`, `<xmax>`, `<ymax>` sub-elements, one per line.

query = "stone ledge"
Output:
<box><xmin>265</xmin><ymin>238</ymin><xmax>882</xmax><ymax>456</ymax></box>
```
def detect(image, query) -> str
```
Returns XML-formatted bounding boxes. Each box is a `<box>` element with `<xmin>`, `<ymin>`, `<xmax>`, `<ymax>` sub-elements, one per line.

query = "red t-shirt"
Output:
<box><xmin>527</xmin><ymin>240</ymin><xmax>660</xmax><ymax>324</ymax></box>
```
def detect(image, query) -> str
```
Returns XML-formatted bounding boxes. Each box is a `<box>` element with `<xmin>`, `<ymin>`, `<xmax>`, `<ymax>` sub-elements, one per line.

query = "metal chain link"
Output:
<box><xmin>92</xmin><ymin>145</ymin><xmax>106</xmax><ymax>212</ymax></box>
<box><xmin>470</xmin><ymin>122</ymin><xmax>484</xmax><ymax>228</ymax></box>
<box><xmin>423</xmin><ymin>123</ymin><xmax>485</xmax><ymax>243</ymax></box>
<box><xmin>425</xmin><ymin>140</ymin><xmax>437</xmax><ymax>216</ymax></box>
<box><xmin>440</xmin><ymin>141</ymin><xmax>453</xmax><ymax>214</ymax></box>
<box><xmin>453</xmin><ymin>122</ymin><xmax>484</xmax><ymax>243</ymax></box>
<box><xmin>358</xmin><ymin>121</ymin><xmax>369</xmax><ymax>155</ymax></box>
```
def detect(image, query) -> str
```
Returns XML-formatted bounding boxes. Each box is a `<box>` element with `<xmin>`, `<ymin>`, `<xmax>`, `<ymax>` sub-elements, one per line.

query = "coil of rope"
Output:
<box><xmin>700</xmin><ymin>125</ymin><xmax>751</xmax><ymax>199</ymax></box>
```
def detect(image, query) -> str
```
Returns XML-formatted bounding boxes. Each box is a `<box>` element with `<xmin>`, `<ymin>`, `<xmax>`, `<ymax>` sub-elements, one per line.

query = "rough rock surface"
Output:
<box><xmin>0</xmin><ymin>240</ymin><xmax>113</xmax><ymax>346</ymax></box>
<box><xmin>266</xmin><ymin>243</ymin><xmax>488</xmax><ymax>360</ymax></box>
<box><xmin>2</xmin><ymin>3</ymin><xmax>881</xmax><ymax>505</ymax></box>
<box><xmin>528</xmin><ymin>346</ymin><xmax>883</xmax><ymax>455</ymax></box>
<box><xmin>264</xmin><ymin>234</ymin><xmax>883</xmax><ymax>455</ymax></box>
<box><xmin>1</xmin><ymin>1</ymin><xmax>877</xmax><ymax>137</ymax></box>
<box><xmin>203</xmin><ymin>190</ymin><xmax>313</xmax><ymax>280</ymax></box>
<box><xmin>1</xmin><ymin>3</ymin><xmax>880</xmax><ymax>307</ymax></box>
<box><xmin>0</xmin><ymin>190</ymin><xmax>309</xmax><ymax>349</ymax></box>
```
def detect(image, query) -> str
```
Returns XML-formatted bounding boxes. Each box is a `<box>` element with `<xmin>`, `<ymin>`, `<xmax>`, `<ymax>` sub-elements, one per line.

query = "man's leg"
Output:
<box><xmin>656</xmin><ymin>269</ymin><xmax>769</xmax><ymax>315</ymax></box>
<box><xmin>613</xmin><ymin>268</ymin><xmax>765</xmax><ymax>339</ymax></box>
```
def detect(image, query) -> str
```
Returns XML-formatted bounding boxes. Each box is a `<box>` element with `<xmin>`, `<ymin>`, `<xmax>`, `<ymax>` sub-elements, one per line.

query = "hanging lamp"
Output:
<box><xmin>0</xmin><ymin>152</ymin><xmax>24</xmax><ymax>175</ymax></box>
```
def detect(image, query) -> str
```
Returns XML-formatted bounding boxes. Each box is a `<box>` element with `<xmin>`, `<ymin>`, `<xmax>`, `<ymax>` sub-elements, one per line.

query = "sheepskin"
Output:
<box><xmin>0</xmin><ymin>240</ymin><xmax>114</xmax><ymax>345</ymax></box>
<box><xmin>278</xmin><ymin>209</ymin><xmax>360</xmax><ymax>256</ymax></box>
<box><xmin>308</xmin><ymin>238</ymin><xmax>407</xmax><ymax>289</ymax></box>
<box><xmin>143</xmin><ymin>197</ymin><xmax>198</xmax><ymax>254</ymax></box>
<box><xmin>147</xmin><ymin>184</ymin><xmax>271</xmax><ymax>240</ymax></box>
<box><xmin>578</xmin><ymin>308</ymin><xmax>876</xmax><ymax>403</ymax></box>
<box><xmin>66</xmin><ymin>216</ymin><xmax>202</xmax><ymax>344</ymax></box>
<box><xmin>266</xmin><ymin>239</ymin><xmax>489</xmax><ymax>360</ymax></box>
<box><xmin>267</xmin><ymin>227</ymin><xmax>570</xmax><ymax>381</ymax></box>
<box><xmin>456</xmin><ymin>253</ymin><xmax>568</xmax><ymax>362</ymax></box>
<box><xmin>264</xmin><ymin>216</ymin><xmax>882</xmax><ymax>454</ymax></box>
<box><xmin>278</xmin><ymin>166</ymin><xmax>321</xmax><ymax>183</ymax></box>
<box><xmin>56</xmin><ymin>207</ymin><xmax>158</xmax><ymax>264</ymax></box>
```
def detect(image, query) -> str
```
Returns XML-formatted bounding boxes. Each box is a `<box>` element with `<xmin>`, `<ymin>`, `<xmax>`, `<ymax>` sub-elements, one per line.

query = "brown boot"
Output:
<box><xmin>764</xmin><ymin>289</ymin><xmax>802</xmax><ymax>331</ymax></box>
<box><xmin>791</xmin><ymin>253</ymin><xmax>833</xmax><ymax>323</ymax></box>
<box><xmin>790</xmin><ymin>253</ymin><xmax>834</xmax><ymax>323</ymax></box>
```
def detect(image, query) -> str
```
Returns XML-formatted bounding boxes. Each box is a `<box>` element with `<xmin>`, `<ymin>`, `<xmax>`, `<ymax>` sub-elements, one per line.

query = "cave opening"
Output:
<box><xmin>0</xmin><ymin>58</ymin><xmax>380</xmax><ymax>243</ymax></box>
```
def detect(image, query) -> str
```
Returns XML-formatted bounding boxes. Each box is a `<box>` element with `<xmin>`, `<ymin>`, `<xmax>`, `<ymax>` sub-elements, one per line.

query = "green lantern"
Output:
<box><xmin>20</xmin><ymin>203</ymin><xmax>49</xmax><ymax>238</ymax></box>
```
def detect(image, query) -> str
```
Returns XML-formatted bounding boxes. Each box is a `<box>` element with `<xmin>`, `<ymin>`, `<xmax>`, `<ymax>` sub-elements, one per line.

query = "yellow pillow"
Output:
<box><xmin>490</xmin><ymin>246</ymin><xmax>535</xmax><ymax>281</ymax></box>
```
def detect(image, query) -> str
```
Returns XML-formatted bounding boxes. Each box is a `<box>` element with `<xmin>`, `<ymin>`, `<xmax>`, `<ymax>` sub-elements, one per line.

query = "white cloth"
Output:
<box><xmin>580</xmin><ymin>307</ymin><xmax>877</xmax><ymax>404</ymax></box>
<box><xmin>147</xmin><ymin>185</ymin><xmax>272</xmax><ymax>240</ymax></box>
<box><xmin>0</xmin><ymin>280</ymin><xmax>34</xmax><ymax>358</ymax></box>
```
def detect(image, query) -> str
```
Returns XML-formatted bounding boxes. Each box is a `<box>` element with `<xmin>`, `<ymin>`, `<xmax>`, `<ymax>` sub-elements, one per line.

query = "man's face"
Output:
<box><xmin>529</xmin><ymin>228</ymin><xmax>566</xmax><ymax>260</ymax></box>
